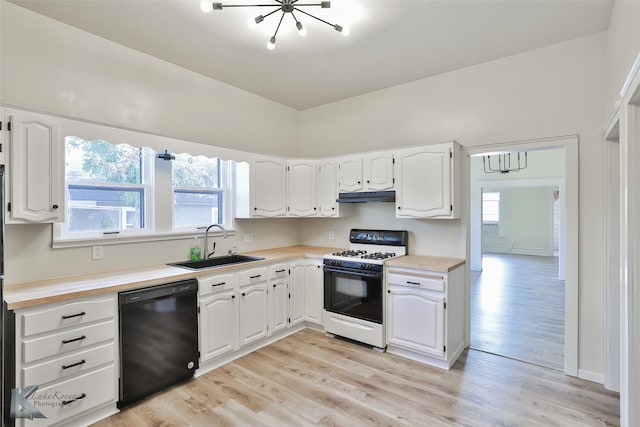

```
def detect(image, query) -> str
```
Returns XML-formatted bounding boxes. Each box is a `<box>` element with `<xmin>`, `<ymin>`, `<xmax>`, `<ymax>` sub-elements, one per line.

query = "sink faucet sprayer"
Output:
<box><xmin>203</xmin><ymin>224</ymin><xmax>228</xmax><ymax>259</ymax></box>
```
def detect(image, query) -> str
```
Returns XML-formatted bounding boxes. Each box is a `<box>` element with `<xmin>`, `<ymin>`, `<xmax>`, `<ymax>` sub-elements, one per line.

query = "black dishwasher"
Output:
<box><xmin>118</xmin><ymin>279</ymin><xmax>199</xmax><ymax>408</ymax></box>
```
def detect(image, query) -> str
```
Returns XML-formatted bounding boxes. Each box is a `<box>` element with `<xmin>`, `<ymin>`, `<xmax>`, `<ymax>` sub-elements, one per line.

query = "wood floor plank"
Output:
<box><xmin>93</xmin><ymin>329</ymin><xmax>619</xmax><ymax>427</ymax></box>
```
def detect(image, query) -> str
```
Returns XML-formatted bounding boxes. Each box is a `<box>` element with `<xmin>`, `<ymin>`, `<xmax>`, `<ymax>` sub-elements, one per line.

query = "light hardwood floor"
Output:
<box><xmin>471</xmin><ymin>253</ymin><xmax>565</xmax><ymax>370</ymax></box>
<box><xmin>94</xmin><ymin>329</ymin><xmax>618</xmax><ymax>426</ymax></box>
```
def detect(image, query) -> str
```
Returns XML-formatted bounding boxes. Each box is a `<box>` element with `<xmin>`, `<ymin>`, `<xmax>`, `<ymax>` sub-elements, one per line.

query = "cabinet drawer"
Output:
<box><xmin>21</xmin><ymin>342</ymin><xmax>115</xmax><ymax>387</ymax></box>
<box><xmin>239</xmin><ymin>267</ymin><xmax>268</xmax><ymax>287</ymax></box>
<box><xmin>198</xmin><ymin>273</ymin><xmax>238</xmax><ymax>297</ymax></box>
<box><xmin>22</xmin><ymin>320</ymin><xmax>115</xmax><ymax>364</ymax></box>
<box><xmin>269</xmin><ymin>263</ymin><xmax>289</xmax><ymax>280</ymax></box>
<box><xmin>17</xmin><ymin>364</ymin><xmax>116</xmax><ymax>427</ymax></box>
<box><xmin>21</xmin><ymin>295</ymin><xmax>116</xmax><ymax>338</ymax></box>
<box><xmin>387</xmin><ymin>270</ymin><xmax>446</xmax><ymax>292</ymax></box>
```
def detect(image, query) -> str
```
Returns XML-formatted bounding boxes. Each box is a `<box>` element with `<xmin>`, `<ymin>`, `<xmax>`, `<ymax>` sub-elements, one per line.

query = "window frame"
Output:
<box><xmin>481</xmin><ymin>190</ymin><xmax>503</xmax><ymax>237</ymax></box>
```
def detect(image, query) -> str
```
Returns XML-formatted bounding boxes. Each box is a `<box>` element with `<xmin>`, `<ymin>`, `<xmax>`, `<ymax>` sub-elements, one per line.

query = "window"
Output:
<box><xmin>55</xmin><ymin>130</ymin><xmax>235</xmax><ymax>245</ymax></box>
<box><xmin>62</xmin><ymin>137</ymin><xmax>152</xmax><ymax>238</ymax></box>
<box><xmin>482</xmin><ymin>191</ymin><xmax>502</xmax><ymax>236</ymax></box>
<box><xmin>172</xmin><ymin>153</ymin><xmax>225</xmax><ymax>228</ymax></box>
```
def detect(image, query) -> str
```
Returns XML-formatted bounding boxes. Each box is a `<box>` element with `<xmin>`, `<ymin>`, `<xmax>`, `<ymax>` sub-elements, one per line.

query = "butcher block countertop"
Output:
<box><xmin>386</xmin><ymin>255</ymin><xmax>465</xmax><ymax>272</ymax></box>
<box><xmin>4</xmin><ymin>246</ymin><xmax>466</xmax><ymax>310</ymax></box>
<box><xmin>3</xmin><ymin>245</ymin><xmax>341</xmax><ymax>310</ymax></box>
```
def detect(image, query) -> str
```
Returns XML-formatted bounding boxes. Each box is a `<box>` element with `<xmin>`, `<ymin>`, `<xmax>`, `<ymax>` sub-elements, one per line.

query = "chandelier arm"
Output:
<box><xmin>293</xmin><ymin>7</ymin><xmax>336</xmax><ymax>27</ymax></box>
<box><xmin>262</xmin><ymin>7</ymin><xmax>282</xmax><ymax>19</ymax></box>
<box><xmin>292</xmin><ymin>3</ymin><xmax>328</xmax><ymax>6</ymax></box>
<box><xmin>217</xmin><ymin>4</ymin><xmax>282</xmax><ymax>8</ymax></box>
<box><xmin>272</xmin><ymin>11</ymin><xmax>286</xmax><ymax>38</ymax></box>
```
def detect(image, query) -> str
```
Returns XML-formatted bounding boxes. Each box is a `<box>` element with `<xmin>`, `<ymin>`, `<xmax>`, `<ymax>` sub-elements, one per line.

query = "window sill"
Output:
<box><xmin>52</xmin><ymin>229</ymin><xmax>237</xmax><ymax>249</ymax></box>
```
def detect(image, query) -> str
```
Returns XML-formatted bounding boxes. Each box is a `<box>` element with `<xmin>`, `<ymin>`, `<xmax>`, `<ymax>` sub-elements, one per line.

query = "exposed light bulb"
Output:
<box><xmin>341</xmin><ymin>26</ymin><xmax>351</xmax><ymax>36</ymax></box>
<box><xmin>200</xmin><ymin>1</ymin><xmax>213</xmax><ymax>13</ymax></box>
<box><xmin>267</xmin><ymin>36</ymin><xmax>276</xmax><ymax>50</ymax></box>
<box><xmin>296</xmin><ymin>22</ymin><xmax>307</xmax><ymax>37</ymax></box>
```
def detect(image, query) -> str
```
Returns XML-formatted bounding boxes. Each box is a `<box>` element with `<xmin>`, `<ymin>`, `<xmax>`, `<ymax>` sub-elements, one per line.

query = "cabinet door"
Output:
<box><xmin>200</xmin><ymin>291</ymin><xmax>238</xmax><ymax>362</ymax></box>
<box><xmin>337</xmin><ymin>156</ymin><xmax>363</xmax><ymax>192</ymax></box>
<box><xmin>270</xmin><ymin>279</ymin><xmax>289</xmax><ymax>334</ymax></box>
<box><xmin>395</xmin><ymin>144</ymin><xmax>452</xmax><ymax>218</ymax></box>
<box><xmin>317</xmin><ymin>160</ymin><xmax>339</xmax><ymax>217</ymax></box>
<box><xmin>239</xmin><ymin>283</ymin><xmax>269</xmax><ymax>346</ymax></box>
<box><xmin>387</xmin><ymin>285</ymin><xmax>445</xmax><ymax>358</ymax></box>
<box><xmin>363</xmin><ymin>153</ymin><xmax>394</xmax><ymax>191</ymax></box>
<box><xmin>303</xmin><ymin>261</ymin><xmax>323</xmax><ymax>324</ymax></box>
<box><xmin>252</xmin><ymin>157</ymin><xmax>287</xmax><ymax>217</ymax></box>
<box><xmin>289</xmin><ymin>261</ymin><xmax>306</xmax><ymax>325</ymax></box>
<box><xmin>8</xmin><ymin>109</ymin><xmax>64</xmax><ymax>223</ymax></box>
<box><xmin>288</xmin><ymin>160</ymin><xmax>317</xmax><ymax>217</ymax></box>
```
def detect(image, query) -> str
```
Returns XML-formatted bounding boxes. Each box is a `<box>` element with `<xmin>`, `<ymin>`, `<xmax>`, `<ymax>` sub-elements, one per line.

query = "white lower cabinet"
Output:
<box><xmin>385</xmin><ymin>264</ymin><xmax>464</xmax><ymax>369</ymax></box>
<box><xmin>290</xmin><ymin>258</ymin><xmax>323</xmax><ymax>326</ymax></box>
<box><xmin>269</xmin><ymin>264</ymin><xmax>290</xmax><ymax>334</ymax></box>
<box><xmin>387</xmin><ymin>286</ymin><xmax>445</xmax><ymax>358</ymax></box>
<box><xmin>199</xmin><ymin>273</ymin><xmax>239</xmax><ymax>363</ymax></box>
<box><xmin>12</xmin><ymin>294</ymin><xmax>118</xmax><ymax>426</ymax></box>
<box><xmin>239</xmin><ymin>267</ymin><xmax>270</xmax><ymax>346</ymax></box>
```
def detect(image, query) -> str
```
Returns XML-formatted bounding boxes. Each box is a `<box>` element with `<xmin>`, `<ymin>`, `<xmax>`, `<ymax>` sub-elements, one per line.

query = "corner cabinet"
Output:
<box><xmin>287</xmin><ymin>160</ymin><xmax>317</xmax><ymax>217</ymax></box>
<box><xmin>5</xmin><ymin>108</ymin><xmax>65</xmax><ymax>223</ymax></box>
<box><xmin>394</xmin><ymin>142</ymin><xmax>461</xmax><ymax>219</ymax></box>
<box><xmin>385</xmin><ymin>263</ymin><xmax>465</xmax><ymax>369</ymax></box>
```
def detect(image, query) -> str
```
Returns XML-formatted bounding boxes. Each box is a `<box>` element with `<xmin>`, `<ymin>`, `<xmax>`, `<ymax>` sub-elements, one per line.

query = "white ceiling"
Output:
<box><xmin>10</xmin><ymin>0</ymin><xmax>613</xmax><ymax>110</ymax></box>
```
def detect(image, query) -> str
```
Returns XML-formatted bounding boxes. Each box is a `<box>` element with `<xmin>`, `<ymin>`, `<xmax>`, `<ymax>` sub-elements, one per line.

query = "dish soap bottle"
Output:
<box><xmin>189</xmin><ymin>236</ymin><xmax>202</xmax><ymax>261</ymax></box>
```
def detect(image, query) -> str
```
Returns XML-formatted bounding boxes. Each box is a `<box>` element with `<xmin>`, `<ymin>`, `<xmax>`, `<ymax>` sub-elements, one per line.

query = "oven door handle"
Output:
<box><xmin>323</xmin><ymin>265</ymin><xmax>382</xmax><ymax>278</ymax></box>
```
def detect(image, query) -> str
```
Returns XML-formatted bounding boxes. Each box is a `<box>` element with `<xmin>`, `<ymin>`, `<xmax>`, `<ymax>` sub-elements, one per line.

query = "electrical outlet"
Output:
<box><xmin>244</xmin><ymin>233</ymin><xmax>253</xmax><ymax>243</ymax></box>
<box><xmin>92</xmin><ymin>245</ymin><xmax>104</xmax><ymax>260</ymax></box>
<box><xmin>329</xmin><ymin>231</ymin><xmax>335</xmax><ymax>240</ymax></box>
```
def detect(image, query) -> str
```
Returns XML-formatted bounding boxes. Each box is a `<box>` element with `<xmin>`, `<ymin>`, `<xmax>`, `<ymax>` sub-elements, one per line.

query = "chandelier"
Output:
<box><xmin>482</xmin><ymin>152</ymin><xmax>528</xmax><ymax>174</ymax></box>
<box><xmin>200</xmin><ymin>0</ymin><xmax>350</xmax><ymax>50</ymax></box>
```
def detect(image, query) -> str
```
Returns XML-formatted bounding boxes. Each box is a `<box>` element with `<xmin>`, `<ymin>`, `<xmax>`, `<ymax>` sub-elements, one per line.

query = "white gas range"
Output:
<box><xmin>322</xmin><ymin>229</ymin><xmax>408</xmax><ymax>349</ymax></box>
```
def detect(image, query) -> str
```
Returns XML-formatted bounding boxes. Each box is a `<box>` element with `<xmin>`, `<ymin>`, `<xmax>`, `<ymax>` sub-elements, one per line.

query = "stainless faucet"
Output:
<box><xmin>203</xmin><ymin>224</ymin><xmax>228</xmax><ymax>258</ymax></box>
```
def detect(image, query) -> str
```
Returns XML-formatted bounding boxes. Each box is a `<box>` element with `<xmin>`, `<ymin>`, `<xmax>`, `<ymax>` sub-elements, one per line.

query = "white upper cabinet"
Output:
<box><xmin>337</xmin><ymin>156</ymin><xmax>363</xmax><ymax>192</ymax></box>
<box><xmin>338</xmin><ymin>152</ymin><xmax>394</xmax><ymax>192</ymax></box>
<box><xmin>236</xmin><ymin>156</ymin><xmax>287</xmax><ymax>218</ymax></box>
<box><xmin>363</xmin><ymin>152</ymin><xmax>395</xmax><ymax>191</ymax></box>
<box><xmin>317</xmin><ymin>159</ymin><xmax>340</xmax><ymax>217</ymax></box>
<box><xmin>6</xmin><ymin>108</ymin><xmax>65</xmax><ymax>223</ymax></box>
<box><xmin>287</xmin><ymin>159</ymin><xmax>317</xmax><ymax>217</ymax></box>
<box><xmin>394</xmin><ymin>142</ymin><xmax>461</xmax><ymax>219</ymax></box>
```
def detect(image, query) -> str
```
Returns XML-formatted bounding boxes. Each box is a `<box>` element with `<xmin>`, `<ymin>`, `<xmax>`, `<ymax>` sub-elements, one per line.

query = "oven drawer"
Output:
<box><xmin>387</xmin><ymin>269</ymin><xmax>446</xmax><ymax>292</ymax></box>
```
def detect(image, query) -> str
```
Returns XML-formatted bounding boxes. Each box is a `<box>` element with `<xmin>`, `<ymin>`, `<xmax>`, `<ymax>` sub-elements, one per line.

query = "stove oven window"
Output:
<box><xmin>324</xmin><ymin>268</ymin><xmax>383</xmax><ymax>324</ymax></box>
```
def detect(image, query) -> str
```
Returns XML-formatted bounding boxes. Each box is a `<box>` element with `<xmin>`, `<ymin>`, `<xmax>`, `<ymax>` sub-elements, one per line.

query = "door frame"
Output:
<box><xmin>464</xmin><ymin>135</ymin><xmax>579</xmax><ymax>377</ymax></box>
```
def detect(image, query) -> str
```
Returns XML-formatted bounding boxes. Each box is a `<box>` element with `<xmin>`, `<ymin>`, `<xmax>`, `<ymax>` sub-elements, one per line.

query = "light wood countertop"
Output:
<box><xmin>386</xmin><ymin>255</ymin><xmax>465</xmax><ymax>272</ymax></box>
<box><xmin>3</xmin><ymin>245</ymin><xmax>342</xmax><ymax>310</ymax></box>
<box><xmin>4</xmin><ymin>247</ymin><xmax>465</xmax><ymax>310</ymax></box>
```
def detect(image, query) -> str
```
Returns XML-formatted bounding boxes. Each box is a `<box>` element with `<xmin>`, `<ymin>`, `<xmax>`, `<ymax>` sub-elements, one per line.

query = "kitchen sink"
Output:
<box><xmin>168</xmin><ymin>254</ymin><xmax>265</xmax><ymax>270</ymax></box>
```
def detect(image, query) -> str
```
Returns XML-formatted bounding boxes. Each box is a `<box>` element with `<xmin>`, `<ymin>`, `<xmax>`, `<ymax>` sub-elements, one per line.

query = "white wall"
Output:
<box><xmin>0</xmin><ymin>2</ymin><xmax>302</xmax><ymax>284</ymax></box>
<box><xmin>605</xmin><ymin>0</ymin><xmax>640</xmax><ymax>111</ymax></box>
<box><xmin>299</xmin><ymin>33</ymin><xmax>607</xmax><ymax>376</ymax></box>
<box><xmin>0</xmin><ymin>1</ymin><xmax>299</xmax><ymax>158</ymax></box>
<box><xmin>481</xmin><ymin>187</ymin><xmax>556</xmax><ymax>255</ymax></box>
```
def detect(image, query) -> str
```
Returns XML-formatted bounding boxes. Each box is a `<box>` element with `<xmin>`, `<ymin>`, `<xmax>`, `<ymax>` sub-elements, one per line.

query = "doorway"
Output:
<box><xmin>466</xmin><ymin>136</ymin><xmax>579</xmax><ymax>376</ymax></box>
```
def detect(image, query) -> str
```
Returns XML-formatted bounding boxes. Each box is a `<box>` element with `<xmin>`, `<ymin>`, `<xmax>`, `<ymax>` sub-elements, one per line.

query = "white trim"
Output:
<box><xmin>465</xmin><ymin>135</ymin><xmax>579</xmax><ymax>378</ymax></box>
<box><xmin>602</xmin><ymin>110</ymin><xmax>621</xmax><ymax>393</ymax></box>
<box><xmin>578</xmin><ymin>369</ymin><xmax>605</xmax><ymax>385</ymax></box>
<box><xmin>52</xmin><ymin>229</ymin><xmax>236</xmax><ymax>249</ymax></box>
<box><xmin>620</xmin><ymin>52</ymin><xmax>640</xmax><ymax>102</ymax></box>
<box><xmin>482</xmin><ymin>247</ymin><xmax>554</xmax><ymax>257</ymax></box>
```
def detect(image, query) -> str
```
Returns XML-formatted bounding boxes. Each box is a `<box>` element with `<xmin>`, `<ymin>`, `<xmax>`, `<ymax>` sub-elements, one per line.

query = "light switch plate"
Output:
<box><xmin>329</xmin><ymin>231</ymin><xmax>335</xmax><ymax>240</ymax></box>
<box><xmin>244</xmin><ymin>233</ymin><xmax>253</xmax><ymax>243</ymax></box>
<box><xmin>92</xmin><ymin>245</ymin><xmax>104</xmax><ymax>260</ymax></box>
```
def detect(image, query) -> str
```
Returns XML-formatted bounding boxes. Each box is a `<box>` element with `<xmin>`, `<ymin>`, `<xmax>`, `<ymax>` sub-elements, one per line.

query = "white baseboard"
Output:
<box><xmin>483</xmin><ymin>247</ymin><xmax>554</xmax><ymax>256</ymax></box>
<box><xmin>578</xmin><ymin>369</ymin><xmax>604</xmax><ymax>385</ymax></box>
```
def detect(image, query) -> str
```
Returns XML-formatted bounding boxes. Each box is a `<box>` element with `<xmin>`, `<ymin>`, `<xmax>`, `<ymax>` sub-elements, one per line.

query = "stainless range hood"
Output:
<box><xmin>336</xmin><ymin>191</ymin><xmax>396</xmax><ymax>203</ymax></box>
